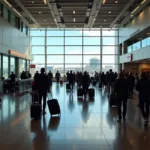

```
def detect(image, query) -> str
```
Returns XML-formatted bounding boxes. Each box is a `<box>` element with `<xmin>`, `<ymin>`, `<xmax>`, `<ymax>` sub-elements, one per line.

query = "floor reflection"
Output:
<box><xmin>1</xmin><ymin>83</ymin><xmax>150</xmax><ymax>150</ymax></box>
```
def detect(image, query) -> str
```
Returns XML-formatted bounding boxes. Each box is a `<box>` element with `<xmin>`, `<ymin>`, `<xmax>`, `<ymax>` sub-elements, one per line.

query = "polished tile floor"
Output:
<box><xmin>0</xmin><ymin>83</ymin><xmax>150</xmax><ymax>150</ymax></box>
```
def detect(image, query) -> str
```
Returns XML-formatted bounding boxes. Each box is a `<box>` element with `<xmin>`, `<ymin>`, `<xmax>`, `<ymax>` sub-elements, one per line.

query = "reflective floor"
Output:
<box><xmin>0</xmin><ymin>83</ymin><xmax>150</xmax><ymax>150</ymax></box>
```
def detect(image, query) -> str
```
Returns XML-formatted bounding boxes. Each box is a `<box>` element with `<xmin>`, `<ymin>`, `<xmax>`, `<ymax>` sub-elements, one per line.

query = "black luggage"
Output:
<box><xmin>30</xmin><ymin>91</ymin><xmax>41</xmax><ymax>119</ymax></box>
<box><xmin>77</xmin><ymin>88</ymin><xmax>83</xmax><ymax>97</ymax></box>
<box><xmin>93</xmin><ymin>80</ymin><xmax>97</xmax><ymax>86</ymax></box>
<box><xmin>66</xmin><ymin>83</ymin><xmax>70</xmax><ymax>90</ymax></box>
<box><xmin>47</xmin><ymin>99</ymin><xmax>61</xmax><ymax>116</ymax></box>
<box><xmin>109</xmin><ymin>93</ymin><xmax>117</xmax><ymax>107</ymax></box>
<box><xmin>88</xmin><ymin>88</ymin><xmax>95</xmax><ymax>98</ymax></box>
<box><xmin>99</xmin><ymin>82</ymin><xmax>102</xmax><ymax>89</ymax></box>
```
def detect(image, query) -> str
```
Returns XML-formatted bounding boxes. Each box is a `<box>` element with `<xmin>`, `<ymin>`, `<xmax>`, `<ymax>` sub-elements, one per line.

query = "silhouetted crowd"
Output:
<box><xmin>31</xmin><ymin>68</ymin><xmax>150</xmax><ymax>126</ymax></box>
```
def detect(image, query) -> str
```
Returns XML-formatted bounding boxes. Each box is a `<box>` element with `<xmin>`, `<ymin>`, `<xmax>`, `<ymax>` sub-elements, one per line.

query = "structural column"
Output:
<box><xmin>45</xmin><ymin>28</ymin><xmax>47</xmax><ymax>70</ymax></box>
<box><xmin>100</xmin><ymin>28</ymin><xmax>102</xmax><ymax>72</ymax></box>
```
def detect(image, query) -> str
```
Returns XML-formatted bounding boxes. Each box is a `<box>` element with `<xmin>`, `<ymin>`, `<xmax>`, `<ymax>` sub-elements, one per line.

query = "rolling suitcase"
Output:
<box><xmin>77</xmin><ymin>88</ymin><xmax>83</xmax><ymax>97</ymax></box>
<box><xmin>47</xmin><ymin>99</ymin><xmax>61</xmax><ymax>116</ymax></box>
<box><xmin>88</xmin><ymin>88</ymin><xmax>95</xmax><ymax>98</ymax></box>
<box><xmin>30</xmin><ymin>91</ymin><xmax>41</xmax><ymax>119</ymax></box>
<box><xmin>109</xmin><ymin>93</ymin><xmax>117</xmax><ymax>107</ymax></box>
<box><xmin>60</xmin><ymin>80</ymin><xmax>63</xmax><ymax>85</ymax></box>
<box><xmin>66</xmin><ymin>83</ymin><xmax>70</xmax><ymax>90</ymax></box>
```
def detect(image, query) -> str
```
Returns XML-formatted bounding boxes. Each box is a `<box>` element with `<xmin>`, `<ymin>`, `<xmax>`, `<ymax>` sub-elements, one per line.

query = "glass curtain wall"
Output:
<box><xmin>31</xmin><ymin>28</ymin><xmax>119</xmax><ymax>75</ymax></box>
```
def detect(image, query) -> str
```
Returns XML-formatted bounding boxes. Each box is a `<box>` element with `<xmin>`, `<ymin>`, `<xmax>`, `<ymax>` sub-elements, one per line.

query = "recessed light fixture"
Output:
<box><xmin>115</xmin><ymin>1</ymin><xmax>118</xmax><ymax>3</ymax></box>
<box><xmin>109</xmin><ymin>11</ymin><xmax>111</xmax><ymax>14</ymax></box>
<box><xmin>44</xmin><ymin>19</ymin><xmax>46</xmax><ymax>21</ymax></box>
<box><xmin>104</xmin><ymin>19</ymin><xmax>106</xmax><ymax>22</ymax></box>
<box><xmin>73</xmin><ymin>18</ymin><xmax>76</xmax><ymax>22</ymax></box>
<box><xmin>100</xmin><ymin>26</ymin><xmax>102</xmax><ymax>28</ymax></box>
<box><xmin>73</xmin><ymin>10</ymin><xmax>75</xmax><ymax>14</ymax></box>
<box><xmin>39</xmin><ymin>12</ymin><xmax>41</xmax><ymax>14</ymax></box>
<box><xmin>32</xmin><ymin>1</ymin><xmax>34</xmax><ymax>3</ymax></box>
<box><xmin>103</xmin><ymin>0</ymin><xmax>106</xmax><ymax>4</ymax></box>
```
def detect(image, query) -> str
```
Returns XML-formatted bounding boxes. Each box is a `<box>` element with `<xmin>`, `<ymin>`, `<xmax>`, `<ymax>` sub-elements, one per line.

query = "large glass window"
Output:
<box><xmin>32</xmin><ymin>46</ymin><xmax>45</xmax><ymax>54</ymax></box>
<box><xmin>65</xmin><ymin>37</ymin><xmax>82</xmax><ymax>45</ymax></box>
<box><xmin>83</xmin><ymin>37</ymin><xmax>100</xmax><ymax>45</ymax></box>
<box><xmin>31</xmin><ymin>28</ymin><xmax>119</xmax><ymax>73</ymax></box>
<box><xmin>10</xmin><ymin>57</ymin><xmax>15</xmax><ymax>73</ymax></box>
<box><xmin>32</xmin><ymin>37</ymin><xmax>45</xmax><ymax>45</ymax></box>
<box><xmin>3</xmin><ymin>7</ymin><xmax>8</xmax><ymax>21</ymax></box>
<box><xmin>47</xmin><ymin>37</ymin><xmax>64</xmax><ymax>45</ymax></box>
<box><xmin>11</xmin><ymin>14</ymin><xmax>16</xmax><ymax>26</ymax></box>
<box><xmin>3</xmin><ymin>56</ymin><xmax>9</xmax><ymax>78</ymax></box>
<box><xmin>19</xmin><ymin>59</ymin><xmax>26</xmax><ymax>73</ymax></box>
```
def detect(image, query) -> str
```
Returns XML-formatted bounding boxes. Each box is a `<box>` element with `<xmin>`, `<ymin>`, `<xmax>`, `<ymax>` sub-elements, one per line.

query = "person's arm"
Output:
<box><xmin>114</xmin><ymin>80</ymin><xmax>118</xmax><ymax>94</ymax></box>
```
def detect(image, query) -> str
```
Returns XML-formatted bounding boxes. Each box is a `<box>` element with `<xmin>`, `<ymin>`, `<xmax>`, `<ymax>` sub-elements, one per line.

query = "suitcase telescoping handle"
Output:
<box><xmin>47</xmin><ymin>91</ymin><xmax>53</xmax><ymax>100</ymax></box>
<box><xmin>32</xmin><ymin>90</ymin><xmax>39</xmax><ymax>104</ymax></box>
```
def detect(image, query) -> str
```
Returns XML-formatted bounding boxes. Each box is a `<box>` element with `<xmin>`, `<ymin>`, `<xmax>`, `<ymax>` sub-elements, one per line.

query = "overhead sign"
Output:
<box><xmin>30</xmin><ymin>64</ymin><xmax>36</xmax><ymax>68</ymax></box>
<box><xmin>8</xmin><ymin>50</ymin><xmax>32</xmax><ymax>60</ymax></box>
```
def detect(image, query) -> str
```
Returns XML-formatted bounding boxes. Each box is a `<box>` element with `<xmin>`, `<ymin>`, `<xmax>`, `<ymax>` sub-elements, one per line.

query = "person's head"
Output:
<box><xmin>41</xmin><ymin>68</ymin><xmax>45</xmax><ymax>74</ymax></box>
<box><xmin>141</xmin><ymin>72</ymin><xmax>148</xmax><ymax>79</ymax></box>
<box><xmin>36</xmin><ymin>71</ymin><xmax>38</xmax><ymax>73</ymax></box>
<box><xmin>11</xmin><ymin>72</ymin><xmax>14</xmax><ymax>74</ymax></box>
<box><xmin>70</xmin><ymin>70</ymin><xmax>72</xmax><ymax>73</ymax></box>
<box><xmin>49</xmin><ymin>70</ymin><xmax>51</xmax><ymax>73</ymax></box>
<box><xmin>119</xmin><ymin>72</ymin><xmax>125</xmax><ymax>79</ymax></box>
<box><xmin>109</xmin><ymin>69</ymin><xmax>112</xmax><ymax>73</ymax></box>
<box><xmin>57</xmin><ymin>71</ymin><xmax>58</xmax><ymax>73</ymax></box>
<box><xmin>84</xmin><ymin>71</ymin><xmax>87</xmax><ymax>76</ymax></box>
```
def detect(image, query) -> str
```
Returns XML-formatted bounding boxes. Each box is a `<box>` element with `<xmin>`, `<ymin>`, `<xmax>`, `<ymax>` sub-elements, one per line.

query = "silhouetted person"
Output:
<box><xmin>68</xmin><ymin>71</ymin><xmax>74</xmax><ymax>92</ymax></box>
<box><xmin>34</xmin><ymin>71</ymin><xmax>39</xmax><ymax>80</ymax></box>
<box><xmin>48</xmin><ymin>71</ymin><xmax>53</xmax><ymax>87</ymax></box>
<box><xmin>136</xmin><ymin>72</ymin><xmax>150</xmax><ymax>126</ymax></box>
<box><xmin>36</xmin><ymin>68</ymin><xmax>49</xmax><ymax>115</ymax></box>
<box><xmin>55</xmin><ymin>71</ymin><xmax>60</xmax><ymax>84</ymax></box>
<box><xmin>9</xmin><ymin>72</ymin><xmax>16</xmax><ymax>82</ymax></box>
<box><xmin>107</xmin><ymin>69</ymin><xmax>115</xmax><ymax>94</ymax></box>
<box><xmin>26</xmin><ymin>71</ymin><xmax>31</xmax><ymax>79</ymax></box>
<box><xmin>82</xmin><ymin>71</ymin><xmax>90</xmax><ymax>99</ymax></box>
<box><xmin>127</xmin><ymin>73</ymin><xmax>135</xmax><ymax>98</ymax></box>
<box><xmin>114</xmin><ymin>72</ymin><xmax>129</xmax><ymax>123</ymax></box>
<box><xmin>20</xmin><ymin>71</ymin><xmax>27</xmax><ymax>79</ymax></box>
<box><xmin>66</xmin><ymin>71</ymin><xmax>69</xmax><ymax>81</ymax></box>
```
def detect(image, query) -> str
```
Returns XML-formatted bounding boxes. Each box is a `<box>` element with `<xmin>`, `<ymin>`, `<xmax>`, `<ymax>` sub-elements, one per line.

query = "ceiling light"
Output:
<box><xmin>141</xmin><ymin>0</ymin><xmax>146</xmax><ymax>5</ymax></box>
<box><xmin>4</xmin><ymin>0</ymin><xmax>12</xmax><ymax>7</ymax></box>
<box><xmin>115</xmin><ymin>1</ymin><xmax>118</xmax><ymax>3</ymax></box>
<box><xmin>34</xmin><ymin>24</ymin><xmax>37</xmax><ymax>28</ymax></box>
<box><xmin>44</xmin><ymin>19</ymin><xmax>46</xmax><ymax>21</ymax></box>
<box><xmin>147</xmin><ymin>33</ymin><xmax>150</xmax><ymax>34</ymax></box>
<box><xmin>73</xmin><ymin>18</ymin><xmax>76</xmax><ymax>22</ymax></box>
<box><xmin>48</xmin><ymin>26</ymin><xmax>50</xmax><ymax>28</ymax></box>
<box><xmin>131</xmin><ymin>6</ymin><xmax>140</xmax><ymax>14</ymax></box>
<box><xmin>13</xmin><ymin>8</ymin><xmax>21</xmax><ymax>17</ymax></box>
<box><xmin>109</xmin><ymin>11</ymin><xmax>111</xmax><ymax>14</ymax></box>
<box><xmin>39</xmin><ymin>12</ymin><xmax>41</xmax><ymax>14</ymax></box>
<box><xmin>104</xmin><ymin>19</ymin><xmax>106</xmax><ymax>22</ymax></box>
<box><xmin>43</xmin><ymin>0</ymin><xmax>47</xmax><ymax>4</ymax></box>
<box><xmin>32</xmin><ymin>1</ymin><xmax>34</xmax><ymax>3</ymax></box>
<box><xmin>103</xmin><ymin>0</ymin><xmax>106</xmax><ymax>4</ymax></box>
<box><xmin>54</xmin><ymin>18</ymin><xmax>57</xmax><ymax>22</ymax></box>
<box><xmin>73</xmin><ymin>10</ymin><xmax>75</xmax><ymax>14</ymax></box>
<box><xmin>100</xmin><ymin>26</ymin><xmax>102</xmax><ymax>28</ymax></box>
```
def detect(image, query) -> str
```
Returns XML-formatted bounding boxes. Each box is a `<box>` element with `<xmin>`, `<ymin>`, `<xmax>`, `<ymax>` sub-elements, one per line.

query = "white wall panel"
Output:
<box><xmin>0</xmin><ymin>17</ymin><xmax>31</xmax><ymax>55</ymax></box>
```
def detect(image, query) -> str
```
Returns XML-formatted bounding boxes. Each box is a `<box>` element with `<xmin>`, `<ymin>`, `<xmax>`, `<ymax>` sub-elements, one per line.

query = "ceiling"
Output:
<box><xmin>3</xmin><ymin>0</ymin><xmax>149</xmax><ymax>28</ymax></box>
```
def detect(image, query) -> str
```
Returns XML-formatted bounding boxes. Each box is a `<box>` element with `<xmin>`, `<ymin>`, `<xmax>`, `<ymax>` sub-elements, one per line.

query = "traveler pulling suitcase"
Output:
<box><xmin>109</xmin><ymin>93</ymin><xmax>117</xmax><ymax>107</ymax></box>
<box><xmin>30</xmin><ymin>91</ymin><xmax>41</xmax><ymax>119</ymax></box>
<box><xmin>88</xmin><ymin>88</ymin><xmax>95</xmax><ymax>98</ymax></box>
<box><xmin>47</xmin><ymin>95</ymin><xmax>61</xmax><ymax>116</ymax></box>
<box><xmin>77</xmin><ymin>88</ymin><xmax>83</xmax><ymax>97</ymax></box>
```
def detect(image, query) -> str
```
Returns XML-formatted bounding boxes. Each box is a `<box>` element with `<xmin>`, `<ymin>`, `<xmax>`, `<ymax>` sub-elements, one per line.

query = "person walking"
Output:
<box><xmin>35</xmin><ymin>68</ymin><xmax>49</xmax><ymax>115</ymax></box>
<box><xmin>82</xmin><ymin>71</ymin><xmax>90</xmax><ymax>99</ymax></box>
<box><xmin>55</xmin><ymin>71</ymin><xmax>60</xmax><ymax>84</ymax></box>
<box><xmin>127</xmin><ymin>73</ymin><xmax>135</xmax><ymax>98</ymax></box>
<box><xmin>114</xmin><ymin>72</ymin><xmax>129</xmax><ymax>123</ymax></box>
<box><xmin>48</xmin><ymin>71</ymin><xmax>53</xmax><ymax>87</ymax></box>
<box><xmin>136</xmin><ymin>72</ymin><xmax>150</xmax><ymax>126</ymax></box>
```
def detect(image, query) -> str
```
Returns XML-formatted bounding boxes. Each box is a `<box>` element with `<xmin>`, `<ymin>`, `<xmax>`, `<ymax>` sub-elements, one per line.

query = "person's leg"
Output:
<box><xmin>38</xmin><ymin>93</ymin><xmax>42</xmax><ymax>105</ymax></box>
<box><xmin>139</xmin><ymin>98</ymin><xmax>146</xmax><ymax>119</ymax></box>
<box><xmin>145</xmin><ymin>100</ymin><xmax>150</xmax><ymax>120</ymax></box>
<box><xmin>42</xmin><ymin>93</ymin><xmax>47</xmax><ymax>115</ymax></box>
<box><xmin>123</xmin><ymin>98</ymin><xmax>128</xmax><ymax>120</ymax></box>
<box><xmin>117</xmin><ymin>98</ymin><xmax>122</xmax><ymax>121</ymax></box>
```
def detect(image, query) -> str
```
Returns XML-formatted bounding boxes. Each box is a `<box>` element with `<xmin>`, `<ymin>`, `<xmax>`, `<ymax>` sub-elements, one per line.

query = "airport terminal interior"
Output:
<box><xmin>0</xmin><ymin>0</ymin><xmax>150</xmax><ymax>150</ymax></box>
